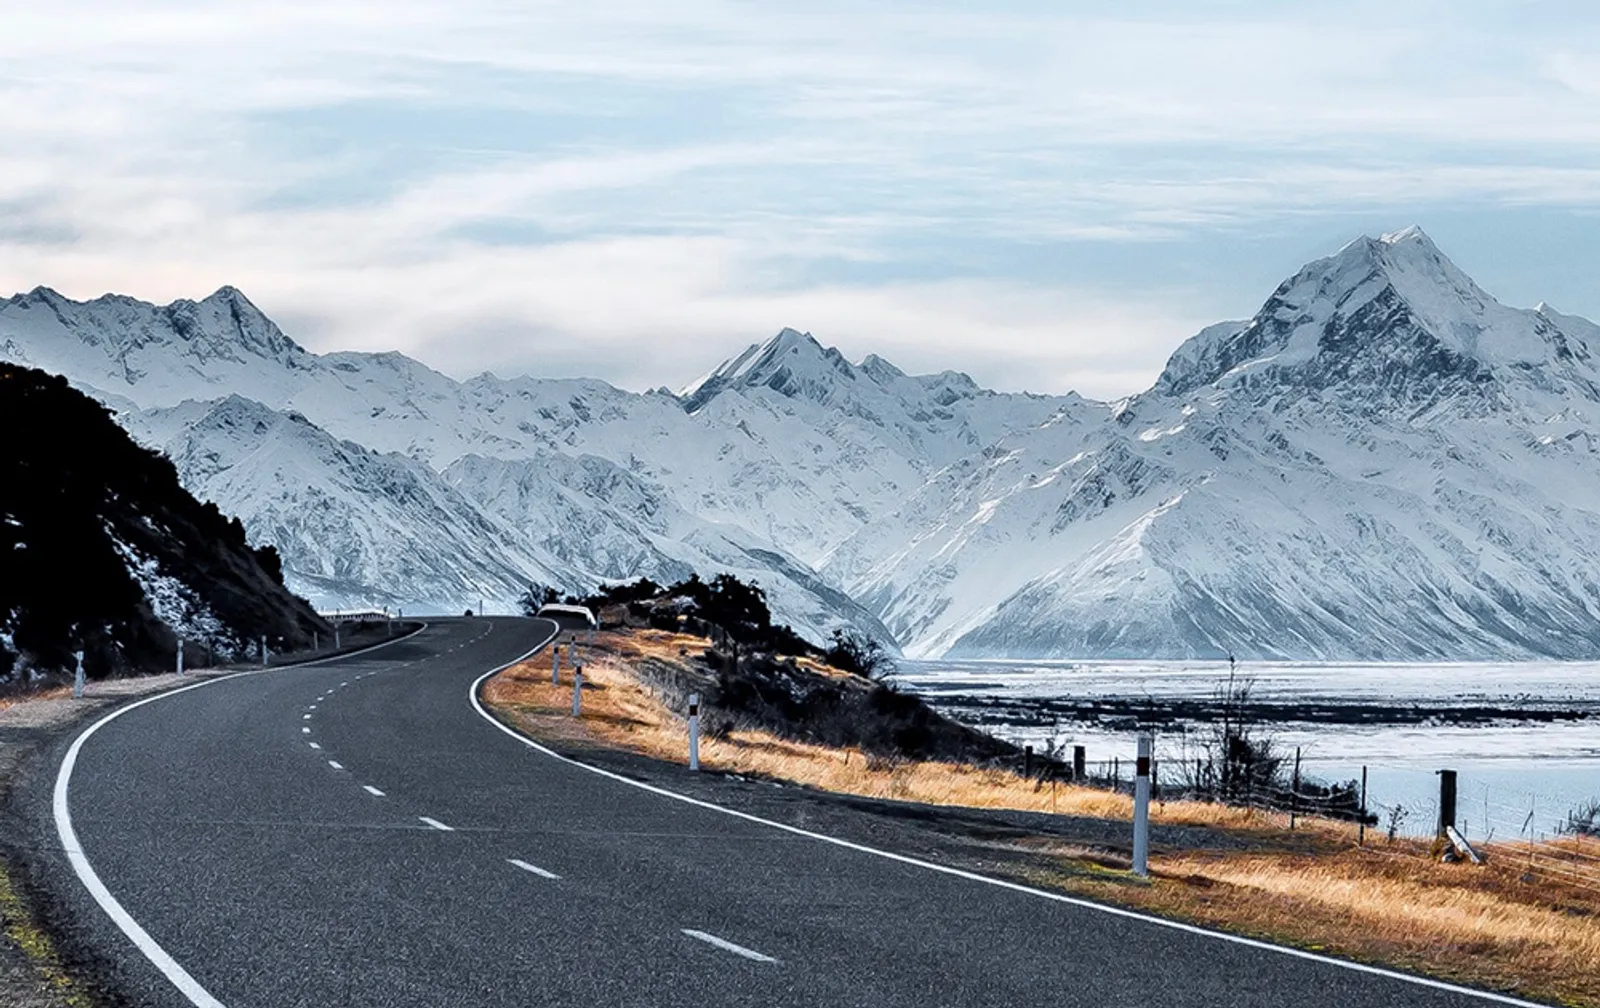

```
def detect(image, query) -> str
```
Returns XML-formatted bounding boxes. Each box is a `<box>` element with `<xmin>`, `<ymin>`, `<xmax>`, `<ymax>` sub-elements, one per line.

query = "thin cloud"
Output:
<box><xmin>4</xmin><ymin>3</ymin><xmax>1600</xmax><ymax>399</ymax></box>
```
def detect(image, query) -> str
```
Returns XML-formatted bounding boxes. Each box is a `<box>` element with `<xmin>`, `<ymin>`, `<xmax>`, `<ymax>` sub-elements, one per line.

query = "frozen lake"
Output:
<box><xmin>899</xmin><ymin>659</ymin><xmax>1600</xmax><ymax>840</ymax></box>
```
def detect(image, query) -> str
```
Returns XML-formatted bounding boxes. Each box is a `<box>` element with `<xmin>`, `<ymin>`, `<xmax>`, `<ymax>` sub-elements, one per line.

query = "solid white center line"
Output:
<box><xmin>507</xmin><ymin>859</ymin><xmax>561</xmax><ymax>880</ymax></box>
<box><xmin>418</xmin><ymin>816</ymin><xmax>455</xmax><ymax>832</ymax></box>
<box><xmin>308</xmin><ymin>742</ymin><xmax>321</xmax><ymax>750</ymax></box>
<box><xmin>327</xmin><ymin>760</ymin><xmax>344</xmax><ymax>770</ymax></box>
<box><xmin>681</xmin><ymin>929</ymin><xmax>777</xmax><ymax>963</ymax></box>
<box><xmin>362</xmin><ymin>785</ymin><xmax>385</xmax><ymax>797</ymax></box>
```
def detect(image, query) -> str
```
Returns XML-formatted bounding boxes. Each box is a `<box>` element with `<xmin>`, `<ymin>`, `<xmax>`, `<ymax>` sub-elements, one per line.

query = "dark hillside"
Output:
<box><xmin>0</xmin><ymin>364</ymin><xmax>327</xmax><ymax>682</ymax></box>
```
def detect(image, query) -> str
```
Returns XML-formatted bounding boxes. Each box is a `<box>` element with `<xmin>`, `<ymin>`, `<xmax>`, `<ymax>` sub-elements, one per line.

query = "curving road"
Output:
<box><xmin>19</xmin><ymin>617</ymin><xmax>1539</xmax><ymax>1007</ymax></box>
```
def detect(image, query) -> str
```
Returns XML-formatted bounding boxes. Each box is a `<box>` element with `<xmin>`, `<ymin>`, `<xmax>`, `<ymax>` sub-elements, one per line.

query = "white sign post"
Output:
<box><xmin>1133</xmin><ymin>735</ymin><xmax>1153</xmax><ymax>878</ymax></box>
<box><xmin>688</xmin><ymin>693</ymin><xmax>701</xmax><ymax>771</ymax></box>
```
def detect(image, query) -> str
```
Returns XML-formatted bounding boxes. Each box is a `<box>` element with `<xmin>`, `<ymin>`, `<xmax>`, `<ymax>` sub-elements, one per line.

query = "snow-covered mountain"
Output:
<box><xmin>6</xmin><ymin>226</ymin><xmax>1600</xmax><ymax>659</ymax></box>
<box><xmin>827</xmin><ymin>227</ymin><xmax>1600</xmax><ymax>659</ymax></box>
<box><xmin>0</xmin><ymin>290</ymin><xmax>1052</xmax><ymax>642</ymax></box>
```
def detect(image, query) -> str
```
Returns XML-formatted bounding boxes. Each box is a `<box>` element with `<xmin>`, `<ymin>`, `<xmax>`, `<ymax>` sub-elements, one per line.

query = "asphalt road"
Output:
<box><xmin>18</xmin><ymin>617</ymin><xmax>1539</xmax><ymax>1007</ymax></box>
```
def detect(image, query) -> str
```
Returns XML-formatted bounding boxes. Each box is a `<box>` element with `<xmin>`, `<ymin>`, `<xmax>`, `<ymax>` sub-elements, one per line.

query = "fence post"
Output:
<box><xmin>571</xmin><ymin>665</ymin><xmax>583</xmax><ymax>717</ymax></box>
<box><xmin>1024</xmin><ymin>745</ymin><xmax>1033</xmax><ymax>778</ymax></box>
<box><xmin>552</xmin><ymin>644</ymin><xmax>561</xmax><ymax>685</ymax></box>
<box><xmin>1132</xmin><ymin>736</ymin><xmax>1152</xmax><ymax>877</ymax></box>
<box><xmin>1437</xmin><ymin>769</ymin><xmax>1457</xmax><ymax>842</ymax></box>
<box><xmin>1358</xmin><ymin>766</ymin><xmax>1368</xmax><ymax>846</ymax></box>
<box><xmin>1073</xmin><ymin>745</ymin><xmax>1086</xmax><ymax>782</ymax></box>
<box><xmin>688</xmin><ymin>692</ymin><xmax>701</xmax><ymax>771</ymax></box>
<box><xmin>1290</xmin><ymin>746</ymin><xmax>1302</xmax><ymax>829</ymax></box>
<box><xmin>1113</xmin><ymin>756</ymin><xmax>1120</xmax><ymax>793</ymax></box>
<box><xmin>72</xmin><ymin>651</ymin><xmax>85</xmax><ymax>700</ymax></box>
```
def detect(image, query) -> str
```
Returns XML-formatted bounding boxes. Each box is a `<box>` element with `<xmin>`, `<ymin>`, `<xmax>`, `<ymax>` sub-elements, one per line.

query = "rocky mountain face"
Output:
<box><xmin>0</xmin><ymin>364</ymin><xmax>327</xmax><ymax>681</ymax></box>
<box><xmin>826</xmin><ymin>228</ymin><xmax>1600</xmax><ymax>659</ymax></box>
<box><xmin>0</xmin><ymin>292</ymin><xmax>1059</xmax><ymax>644</ymax></box>
<box><xmin>4</xmin><ymin>226</ymin><xmax>1599</xmax><ymax>659</ymax></box>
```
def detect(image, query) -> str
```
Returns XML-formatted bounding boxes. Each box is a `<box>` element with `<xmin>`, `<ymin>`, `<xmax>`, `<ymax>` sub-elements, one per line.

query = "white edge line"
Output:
<box><xmin>418</xmin><ymin>816</ymin><xmax>454</xmax><ymax>832</ymax></box>
<box><xmin>507</xmin><ymin>858</ymin><xmax>561</xmax><ymax>880</ymax></box>
<box><xmin>53</xmin><ymin>623</ymin><xmax>429</xmax><ymax>1008</ymax></box>
<box><xmin>681</xmin><ymin>928</ymin><xmax>777</xmax><ymax>963</ymax></box>
<box><xmin>465</xmin><ymin>632</ymin><xmax>1544</xmax><ymax>1008</ymax></box>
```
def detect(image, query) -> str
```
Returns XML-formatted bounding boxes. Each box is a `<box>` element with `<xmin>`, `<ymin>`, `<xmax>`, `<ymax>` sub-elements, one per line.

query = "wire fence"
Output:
<box><xmin>1034</xmin><ymin>733</ymin><xmax>1600</xmax><ymax>898</ymax></box>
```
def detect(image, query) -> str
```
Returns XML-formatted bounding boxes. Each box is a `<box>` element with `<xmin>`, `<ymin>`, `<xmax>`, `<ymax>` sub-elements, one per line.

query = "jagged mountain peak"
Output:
<box><xmin>1</xmin><ymin>283</ymin><xmax>309</xmax><ymax>370</ymax></box>
<box><xmin>1153</xmin><ymin>227</ymin><xmax>1589</xmax><ymax>400</ymax></box>
<box><xmin>680</xmin><ymin>327</ymin><xmax>856</xmax><ymax>413</ymax></box>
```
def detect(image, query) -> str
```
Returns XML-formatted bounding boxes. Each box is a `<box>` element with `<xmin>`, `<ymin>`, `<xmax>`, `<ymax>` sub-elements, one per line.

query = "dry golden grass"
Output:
<box><xmin>484</xmin><ymin>629</ymin><xmax>1277</xmax><ymax>829</ymax></box>
<box><xmin>0</xmin><ymin>685</ymin><xmax>69</xmax><ymax>713</ymax></box>
<box><xmin>485</xmin><ymin>628</ymin><xmax>1600</xmax><ymax>1005</ymax></box>
<box><xmin>1045</xmin><ymin>846</ymin><xmax>1600</xmax><ymax>1005</ymax></box>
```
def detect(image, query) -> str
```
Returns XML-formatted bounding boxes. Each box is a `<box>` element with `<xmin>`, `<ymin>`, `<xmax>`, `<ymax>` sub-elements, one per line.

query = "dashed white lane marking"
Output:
<box><xmin>340</xmin><ymin>681</ymin><xmax>348</xmax><ymax>686</ymax></box>
<box><xmin>301</xmin><ymin>727</ymin><xmax>311</xmax><ymax>734</ymax></box>
<box><xmin>507</xmin><ymin>858</ymin><xmax>561</xmax><ymax>880</ymax></box>
<box><xmin>362</xmin><ymin>785</ymin><xmax>385</xmax><ymax>797</ymax></box>
<box><xmin>308</xmin><ymin>705</ymin><xmax>317</xmax><ymax>710</ymax></box>
<box><xmin>418</xmin><ymin>816</ymin><xmax>455</xmax><ymax>832</ymax></box>
<box><xmin>327</xmin><ymin>760</ymin><xmax>344</xmax><ymax>770</ymax></box>
<box><xmin>52</xmin><ymin>621</ymin><xmax>430</xmax><ymax>1008</ymax></box>
<box><xmin>681</xmin><ymin>929</ymin><xmax>777</xmax><ymax>963</ymax></box>
<box><xmin>308</xmin><ymin>742</ymin><xmax>321</xmax><ymax>750</ymax></box>
<box><xmin>302</xmin><ymin>714</ymin><xmax>312</xmax><ymax>720</ymax></box>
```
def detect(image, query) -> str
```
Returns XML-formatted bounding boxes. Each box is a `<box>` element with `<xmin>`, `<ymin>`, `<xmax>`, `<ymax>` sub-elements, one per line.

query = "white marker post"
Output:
<box><xmin>313</xmin><ymin>631</ymin><xmax>319</xmax><ymax>653</ymax></box>
<box><xmin>260</xmin><ymin>636</ymin><xmax>268</xmax><ymax>667</ymax></box>
<box><xmin>571</xmin><ymin>665</ymin><xmax>583</xmax><ymax>717</ymax></box>
<box><xmin>334</xmin><ymin>627</ymin><xmax>341</xmax><ymax>650</ymax></box>
<box><xmin>1132</xmin><ymin>735</ymin><xmax>1152</xmax><ymax>878</ymax></box>
<box><xmin>175</xmin><ymin>642</ymin><xmax>183</xmax><ymax>676</ymax></box>
<box><xmin>688</xmin><ymin>693</ymin><xmax>701</xmax><ymax>771</ymax></box>
<box><xmin>72</xmin><ymin>650</ymin><xmax>85</xmax><ymax>700</ymax></box>
<box><xmin>552</xmin><ymin>644</ymin><xmax>562</xmax><ymax>684</ymax></box>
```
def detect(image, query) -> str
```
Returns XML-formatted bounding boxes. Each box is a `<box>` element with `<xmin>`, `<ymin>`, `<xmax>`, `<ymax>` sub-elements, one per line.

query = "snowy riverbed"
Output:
<box><xmin>899</xmin><ymin>659</ymin><xmax>1600</xmax><ymax>840</ymax></box>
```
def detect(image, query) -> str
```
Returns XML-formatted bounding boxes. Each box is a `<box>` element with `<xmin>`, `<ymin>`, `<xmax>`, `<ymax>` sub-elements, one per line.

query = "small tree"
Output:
<box><xmin>517</xmin><ymin>584</ymin><xmax>560</xmax><ymax>616</ymax></box>
<box><xmin>824</xmin><ymin>629</ymin><xmax>894</xmax><ymax>682</ymax></box>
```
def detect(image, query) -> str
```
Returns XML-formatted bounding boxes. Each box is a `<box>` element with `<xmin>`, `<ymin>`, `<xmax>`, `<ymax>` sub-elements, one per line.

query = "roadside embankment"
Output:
<box><xmin>483</xmin><ymin>626</ymin><xmax>1600</xmax><ymax>1007</ymax></box>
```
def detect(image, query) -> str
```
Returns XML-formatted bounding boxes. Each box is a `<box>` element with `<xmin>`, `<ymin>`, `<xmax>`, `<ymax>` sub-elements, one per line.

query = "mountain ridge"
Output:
<box><xmin>6</xmin><ymin>227</ymin><xmax>1600</xmax><ymax>659</ymax></box>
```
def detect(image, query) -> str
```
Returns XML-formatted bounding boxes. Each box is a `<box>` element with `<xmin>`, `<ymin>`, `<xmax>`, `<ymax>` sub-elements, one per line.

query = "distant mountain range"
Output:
<box><xmin>4</xmin><ymin>226</ymin><xmax>1598</xmax><ymax>660</ymax></box>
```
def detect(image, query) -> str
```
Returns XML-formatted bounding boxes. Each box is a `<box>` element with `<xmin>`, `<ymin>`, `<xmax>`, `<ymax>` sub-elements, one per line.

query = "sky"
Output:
<box><xmin>2</xmin><ymin>1</ymin><xmax>1599</xmax><ymax>400</ymax></box>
